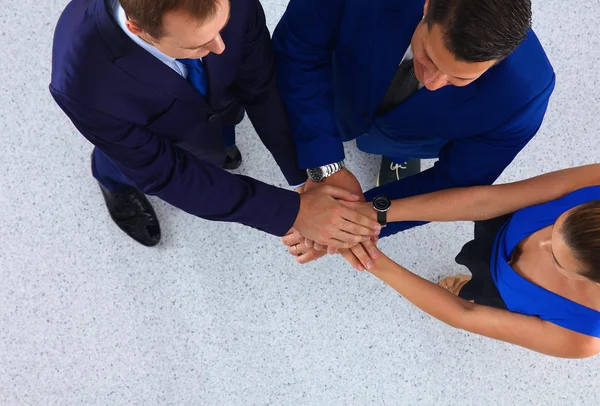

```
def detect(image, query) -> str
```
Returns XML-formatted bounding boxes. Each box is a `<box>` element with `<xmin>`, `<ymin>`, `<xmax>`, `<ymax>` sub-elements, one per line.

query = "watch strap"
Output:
<box><xmin>308</xmin><ymin>161</ymin><xmax>345</xmax><ymax>182</ymax></box>
<box><xmin>322</xmin><ymin>161</ymin><xmax>345</xmax><ymax>178</ymax></box>
<box><xmin>377</xmin><ymin>210</ymin><xmax>387</xmax><ymax>227</ymax></box>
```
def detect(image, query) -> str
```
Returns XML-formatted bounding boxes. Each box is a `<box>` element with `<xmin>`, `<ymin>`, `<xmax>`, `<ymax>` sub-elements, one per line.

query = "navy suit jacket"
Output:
<box><xmin>273</xmin><ymin>0</ymin><xmax>556</xmax><ymax>237</ymax></box>
<box><xmin>50</xmin><ymin>0</ymin><xmax>306</xmax><ymax>237</ymax></box>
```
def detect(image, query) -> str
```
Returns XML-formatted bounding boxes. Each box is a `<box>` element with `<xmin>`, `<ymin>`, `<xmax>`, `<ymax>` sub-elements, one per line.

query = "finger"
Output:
<box><xmin>340</xmin><ymin>249</ymin><xmax>364</xmax><ymax>271</ymax></box>
<box><xmin>281</xmin><ymin>232</ymin><xmax>303</xmax><ymax>247</ymax></box>
<box><xmin>327</xmin><ymin>246</ymin><xmax>338</xmax><ymax>255</ymax></box>
<box><xmin>324</xmin><ymin>233</ymin><xmax>369</xmax><ymax>249</ymax></box>
<box><xmin>361</xmin><ymin>240</ymin><xmax>381</xmax><ymax>260</ymax></box>
<box><xmin>288</xmin><ymin>242</ymin><xmax>309</xmax><ymax>256</ymax></box>
<box><xmin>304</xmin><ymin>237</ymin><xmax>314</xmax><ymax>248</ymax></box>
<box><xmin>321</xmin><ymin>185</ymin><xmax>361</xmax><ymax>202</ymax></box>
<box><xmin>350</xmin><ymin>244</ymin><xmax>374</xmax><ymax>270</ymax></box>
<box><xmin>340</xmin><ymin>207</ymin><xmax>381</xmax><ymax>234</ymax></box>
<box><xmin>314</xmin><ymin>242</ymin><xmax>325</xmax><ymax>251</ymax></box>
<box><xmin>296</xmin><ymin>249</ymin><xmax>326</xmax><ymax>265</ymax></box>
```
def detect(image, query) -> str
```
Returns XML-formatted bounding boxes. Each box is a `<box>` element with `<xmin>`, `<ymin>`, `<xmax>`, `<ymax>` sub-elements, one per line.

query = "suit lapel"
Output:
<box><xmin>203</xmin><ymin>53</ymin><xmax>225</xmax><ymax>108</ymax></box>
<box><xmin>385</xmin><ymin>83</ymin><xmax>478</xmax><ymax>133</ymax></box>
<box><xmin>114</xmin><ymin>52</ymin><xmax>210</xmax><ymax>107</ymax></box>
<box><xmin>368</xmin><ymin>1</ymin><xmax>424</xmax><ymax>112</ymax></box>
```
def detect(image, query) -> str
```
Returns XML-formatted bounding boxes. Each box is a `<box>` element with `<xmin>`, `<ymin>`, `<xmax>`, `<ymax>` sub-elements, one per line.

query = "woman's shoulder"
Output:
<box><xmin>516</xmin><ymin>185</ymin><xmax>600</xmax><ymax>220</ymax></box>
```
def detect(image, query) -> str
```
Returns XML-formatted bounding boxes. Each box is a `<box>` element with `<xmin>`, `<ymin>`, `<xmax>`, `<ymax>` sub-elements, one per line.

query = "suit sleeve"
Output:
<box><xmin>233</xmin><ymin>0</ymin><xmax>307</xmax><ymax>186</ymax></box>
<box><xmin>364</xmin><ymin>75</ymin><xmax>556</xmax><ymax>238</ymax></box>
<box><xmin>272</xmin><ymin>0</ymin><xmax>346</xmax><ymax>169</ymax></box>
<box><xmin>50</xmin><ymin>87</ymin><xmax>300</xmax><ymax>237</ymax></box>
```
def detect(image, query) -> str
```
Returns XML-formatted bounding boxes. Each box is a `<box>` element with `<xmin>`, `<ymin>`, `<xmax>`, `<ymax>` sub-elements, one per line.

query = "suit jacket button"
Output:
<box><xmin>208</xmin><ymin>115</ymin><xmax>217</xmax><ymax>123</ymax></box>
<box><xmin>362</xmin><ymin>132</ymin><xmax>369</xmax><ymax>137</ymax></box>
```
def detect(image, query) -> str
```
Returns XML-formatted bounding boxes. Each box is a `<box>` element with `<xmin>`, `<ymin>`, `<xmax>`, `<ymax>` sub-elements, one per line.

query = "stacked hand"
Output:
<box><xmin>283</xmin><ymin>168</ymin><xmax>383</xmax><ymax>269</ymax></box>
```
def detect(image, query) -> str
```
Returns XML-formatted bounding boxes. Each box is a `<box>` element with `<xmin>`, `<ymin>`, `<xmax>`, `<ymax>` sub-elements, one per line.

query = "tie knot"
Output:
<box><xmin>177</xmin><ymin>58</ymin><xmax>202</xmax><ymax>70</ymax></box>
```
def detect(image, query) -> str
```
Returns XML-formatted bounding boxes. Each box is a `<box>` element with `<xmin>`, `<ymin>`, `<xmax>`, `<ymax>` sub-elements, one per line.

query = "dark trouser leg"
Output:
<box><xmin>92</xmin><ymin>147</ymin><xmax>134</xmax><ymax>191</ymax></box>
<box><xmin>221</xmin><ymin>125</ymin><xmax>242</xmax><ymax>170</ymax></box>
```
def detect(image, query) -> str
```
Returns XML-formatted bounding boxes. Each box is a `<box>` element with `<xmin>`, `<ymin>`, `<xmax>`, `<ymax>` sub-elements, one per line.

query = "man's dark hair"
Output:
<box><xmin>425</xmin><ymin>0</ymin><xmax>532</xmax><ymax>63</ymax></box>
<box><xmin>119</xmin><ymin>0</ymin><xmax>221</xmax><ymax>39</ymax></box>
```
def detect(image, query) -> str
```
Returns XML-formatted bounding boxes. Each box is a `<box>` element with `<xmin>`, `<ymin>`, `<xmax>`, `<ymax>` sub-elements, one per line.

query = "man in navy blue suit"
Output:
<box><xmin>275</xmin><ymin>0</ymin><xmax>555</xmax><ymax>263</ymax></box>
<box><xmin>50</xmin><ymin>0</ymin><xmax>382</xmax><ymax>248</ymax></box>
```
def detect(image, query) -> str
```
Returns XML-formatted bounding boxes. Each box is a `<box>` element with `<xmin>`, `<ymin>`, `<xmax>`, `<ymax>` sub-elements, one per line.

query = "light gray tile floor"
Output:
<box><xmin>1</xmin><ymin>0</ymin><xmax>600</xmax><ymax>404</ymax></box>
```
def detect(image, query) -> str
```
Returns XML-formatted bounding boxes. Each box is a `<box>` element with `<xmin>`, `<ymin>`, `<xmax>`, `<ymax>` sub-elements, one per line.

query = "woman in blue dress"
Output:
<box><xmin>336</xmin><ymin>164</ymin><xmax>600</xmax><ymax>358</ymax></box>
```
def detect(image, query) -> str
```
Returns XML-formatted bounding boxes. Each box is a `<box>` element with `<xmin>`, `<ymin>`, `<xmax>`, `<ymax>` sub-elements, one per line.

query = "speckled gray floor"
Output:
<box><xmin>2</xmin><ymin>1</ymin><xmax>600</xmax><ymax>405</ymax></box>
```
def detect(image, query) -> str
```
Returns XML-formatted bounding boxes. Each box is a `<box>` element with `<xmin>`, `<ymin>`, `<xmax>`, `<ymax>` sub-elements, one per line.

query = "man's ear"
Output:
<box><xmin>125</xmin><ymin>18</ymin><xmax>143</xmax><ymax>36</ymax></box>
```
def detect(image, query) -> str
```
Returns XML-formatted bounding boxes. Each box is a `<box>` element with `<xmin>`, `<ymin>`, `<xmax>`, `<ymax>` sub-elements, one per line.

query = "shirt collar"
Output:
<box><xmin>112</xmin><ymin>0</ymin><xmax>178</xmax><ymax>67</ymax></box>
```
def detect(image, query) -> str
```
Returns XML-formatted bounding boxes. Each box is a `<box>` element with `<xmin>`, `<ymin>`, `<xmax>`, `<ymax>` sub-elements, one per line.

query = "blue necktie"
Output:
<box><xmin>177</xmin><ymin>58</ymin><xmax>208</xmax><ymax>96</ymax></box>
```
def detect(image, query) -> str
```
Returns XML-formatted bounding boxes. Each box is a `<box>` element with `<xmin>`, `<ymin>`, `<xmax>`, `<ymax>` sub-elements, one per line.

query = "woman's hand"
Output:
<box><xmin>340</xmin><ymin>238</ymin><xmax>381</xmax><ymax>271</ymax></box>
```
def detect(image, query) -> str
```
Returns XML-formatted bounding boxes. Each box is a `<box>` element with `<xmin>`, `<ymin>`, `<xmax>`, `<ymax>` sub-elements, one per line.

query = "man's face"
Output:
<box><xmin>127</xmin><ymin>0</ymin><xmax>230</xmax><ymax>59</ymax></box>
<box><xmin>410</xmin><ymin>17</ymin><xmax>497</xmax><ymax>91</ymax></box>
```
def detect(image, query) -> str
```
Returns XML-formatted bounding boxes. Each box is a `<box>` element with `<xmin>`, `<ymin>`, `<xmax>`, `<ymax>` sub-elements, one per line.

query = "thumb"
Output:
<box><xmin>322</xmin><ymin>185</ymin><xmax>361</xmax><ymax>201</ymax></box>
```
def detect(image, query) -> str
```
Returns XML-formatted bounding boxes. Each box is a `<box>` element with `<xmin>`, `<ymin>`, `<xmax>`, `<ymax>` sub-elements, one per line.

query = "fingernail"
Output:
<box><xmin>371</xmin><ymin>252</ymin><xmax>380</xmax><ymax>259</ymax></box>
<box><xmin>366</xmin><ymin>261</ymin><xmax>374</xmax><ymax>269</ymax></box>
<box><xmin>374</xmin><ymin>229</ymin><xmax>381</xmax><ymax>236</ymax></box>
<box><xmin>358</xmin><ymin>265</ymin><xmax>364</xmax><ymax>271</ymax></box>
<box><xmin>351</xmin><ymin>194</ymin><xmax>360</xmax><ymax>199</ymax></box>
<box><xmin>375</xmin><ymin>225</ymin><xmax>382</xmax><ymax>231</ymax></box>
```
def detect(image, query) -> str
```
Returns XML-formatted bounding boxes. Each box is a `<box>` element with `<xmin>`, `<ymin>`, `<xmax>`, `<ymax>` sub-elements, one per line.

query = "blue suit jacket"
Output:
<box><xmin>273</xmin><ymin>0</ymin><xmax>556</xmax><ymax>237</ymax></box>
<box><xmin>50</xmin><ymin>0</ymin><xmax>306</xmax><ymax>237</ymax></box>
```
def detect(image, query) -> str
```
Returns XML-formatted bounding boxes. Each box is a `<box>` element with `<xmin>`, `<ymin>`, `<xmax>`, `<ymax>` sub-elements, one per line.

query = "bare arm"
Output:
<box><xmin>367</xmin><ymin>255</ymin><xmax>600</xmax><ymax>358</ymax></box>
<box><xmin>387</xmin><ymin>164</ymin><xmax>600</xmax><ymax>222</ymax></box>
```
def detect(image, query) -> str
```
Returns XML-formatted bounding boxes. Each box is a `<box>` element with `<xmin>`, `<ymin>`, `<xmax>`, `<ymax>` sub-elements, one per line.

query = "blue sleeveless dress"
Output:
<box><xmin>491</xmin><ymin>186</ymin><xmax>600</xmax><ymax>338</ymax></box>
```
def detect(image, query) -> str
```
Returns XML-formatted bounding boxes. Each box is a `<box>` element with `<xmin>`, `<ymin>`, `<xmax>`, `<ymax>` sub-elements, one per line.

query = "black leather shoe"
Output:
<box><xmin>98</xmin><ymin>183</ymin><xmax>161</xmax><ymax>247</ymax></box>
<box><xmin>377</xmin><ymin>157</ymin><xmax>421</xmax><ymax>186</ymax></box>
<box><xmin>223</xmin><ymin>145</ymin><xmax>243</xmax><ymax>170</ymax></box>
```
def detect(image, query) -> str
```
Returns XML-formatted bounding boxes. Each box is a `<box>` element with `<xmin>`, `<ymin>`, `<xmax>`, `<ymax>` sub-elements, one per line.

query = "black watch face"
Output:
<box><xmin>373</xmin><ymin>196</ymin><xmax>391</xmax><ymax>211</ymax></box>
<box><xmin>307</xmin><ymin>168</ymin><xmax>324</xmax><ymax>182</ymax></box>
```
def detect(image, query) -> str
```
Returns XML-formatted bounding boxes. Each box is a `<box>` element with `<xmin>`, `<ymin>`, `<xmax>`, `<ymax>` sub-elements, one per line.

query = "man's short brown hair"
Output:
<box><xmin>119</xmin><ymin>0</ymin><xmax>221</xmax><ymax>39</ymax></box>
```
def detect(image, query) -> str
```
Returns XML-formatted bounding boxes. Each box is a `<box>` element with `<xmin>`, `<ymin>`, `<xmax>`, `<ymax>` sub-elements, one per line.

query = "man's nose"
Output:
<box><xmin>207</xmin><ymin>34</ymin><xmax>226</xmax><ymax>55</ymax></box>
<box><xmin>423</xmin><ymin>69</ymin><xmax>447</xmax><ymax>91</ymax></box>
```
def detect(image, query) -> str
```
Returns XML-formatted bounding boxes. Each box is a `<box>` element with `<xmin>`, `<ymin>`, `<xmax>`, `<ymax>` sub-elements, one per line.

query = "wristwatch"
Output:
<box><xmin>372</xmin><ymin>196</ymin><xmax>391</xmax><ymax>227</ymax></box>
<box><xmin>306</xmin><ymin>161</ymin><xmax>345</xmax><ymax>182</ymax></box>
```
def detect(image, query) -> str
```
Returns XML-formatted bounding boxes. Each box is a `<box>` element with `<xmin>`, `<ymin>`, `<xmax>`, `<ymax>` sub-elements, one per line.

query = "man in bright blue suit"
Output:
<box><xmin>274</xmin><ymin>0</ymin><xmax>555</xmax><ymax>252</ymax></box>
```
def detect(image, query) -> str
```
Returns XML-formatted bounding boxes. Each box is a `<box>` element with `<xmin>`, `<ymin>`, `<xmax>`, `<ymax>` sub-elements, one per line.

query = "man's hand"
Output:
<box><xmin>281</xmin><ymin>230</ymin><xmax>327</xmax><ymax>264</ymax></box>
<box><xmin>304</xmin><ymin>168</ymin><xmax>363</xmax><ymax>196</ymax></box>
<box><xmin>291</xmin><ymin>185</ymin><xmax>381</xmax><ymax>249</ymax></box>
<box><xmin>304</xmin><ymin>168</ymin><xmax>365</xmax><ymax>250</ymax></box>
<box><xmin>338</xmin><ymin>200</ymin><xmax>377</xmax><ymax>222</ymax></box>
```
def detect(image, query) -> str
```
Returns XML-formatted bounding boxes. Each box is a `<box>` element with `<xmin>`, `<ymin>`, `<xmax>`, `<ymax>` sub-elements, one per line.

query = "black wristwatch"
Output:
<box><xmin>372</xmin><ymin>196</ymin><xmax>391</xmax><ymax>227</ymax></box>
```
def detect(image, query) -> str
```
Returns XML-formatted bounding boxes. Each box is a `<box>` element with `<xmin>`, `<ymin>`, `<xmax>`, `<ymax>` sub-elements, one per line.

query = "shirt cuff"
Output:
<box><xmin>292</xmin><ymin>182</ymin><xmax>306</xmax><ymax>189</ymax></box>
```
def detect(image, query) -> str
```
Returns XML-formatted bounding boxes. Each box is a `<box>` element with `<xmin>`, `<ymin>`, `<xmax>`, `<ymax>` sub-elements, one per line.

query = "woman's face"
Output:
<box><xmin>540</xmin><ymin>209</ymin><xmax>588</xmax><ymax>280</ymax></box>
